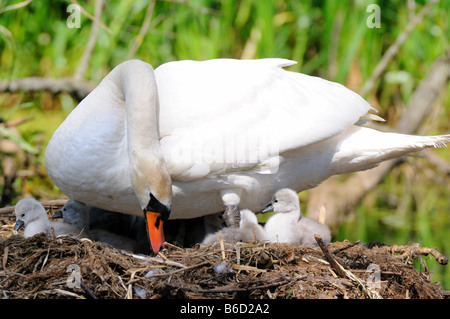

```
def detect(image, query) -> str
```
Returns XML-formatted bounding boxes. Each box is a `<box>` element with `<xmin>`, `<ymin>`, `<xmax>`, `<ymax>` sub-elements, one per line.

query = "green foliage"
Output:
<box><xmin>0</xmin><ymin>0</ymin><xmax>449</xmax><ymax>289</ymax></box>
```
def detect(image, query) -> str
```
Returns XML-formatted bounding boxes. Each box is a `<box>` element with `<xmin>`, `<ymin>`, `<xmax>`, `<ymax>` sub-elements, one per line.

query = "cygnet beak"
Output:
<box><xmin>14</xmin><ymin>219</ymin><xmax>25</xmax><ymax>231</ymax></box>
<box><xmin>261</xmin><ymin>203</ymin><xmax>274</xmax><ymax>214</ymax></box>
<box><xmin>52</xmin><ymin>211</ymin><xmax>63</xmax><ymax>219</ymax></box>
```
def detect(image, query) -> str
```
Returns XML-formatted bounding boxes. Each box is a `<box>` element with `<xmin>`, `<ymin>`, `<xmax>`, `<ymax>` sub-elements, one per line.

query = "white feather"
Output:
<box><xmin>45</xmin><ymin>58</ymin><xmax>450</xmax><ymax>221</ymax></box>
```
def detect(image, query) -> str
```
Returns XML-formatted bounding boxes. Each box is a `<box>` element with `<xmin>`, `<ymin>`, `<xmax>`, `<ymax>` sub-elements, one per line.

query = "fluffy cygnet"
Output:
<box><xmin>54</xmin><ymin>200</ymin><xmax>148</xmax><ymax>254</ymax></box>
<box><xmin>202</xmin><ymin>209</ymin><xmax>268</xmax><ymax>245</ymax></box>
<box><xmin>14</xmin><ymin>197</ymin><xmax>79</xmax><ymax>238</ymax></box>
<box><xmin>262</xmin><ymin>189</ymin><xmax>331</xmax><ymax>245</ymax></box>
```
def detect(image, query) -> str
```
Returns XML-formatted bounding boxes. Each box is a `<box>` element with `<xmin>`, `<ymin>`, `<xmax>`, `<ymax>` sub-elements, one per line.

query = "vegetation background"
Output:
<box><xmin>0</xmin><ymin>0</ymin><xmax>449</xmax><ymax>290</ymax></box>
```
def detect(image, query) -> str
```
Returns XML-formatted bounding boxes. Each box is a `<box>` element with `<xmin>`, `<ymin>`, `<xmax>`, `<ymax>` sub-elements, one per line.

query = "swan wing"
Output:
<box><xmin>155</xmin><ymin>59</ymin><xmax>375</xmax><ymax>180</ymax></box>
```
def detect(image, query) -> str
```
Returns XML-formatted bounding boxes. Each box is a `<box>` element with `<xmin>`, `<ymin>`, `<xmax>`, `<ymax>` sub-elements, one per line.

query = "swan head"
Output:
<box><xmin>14</xmin><ymin>197</ymin><xmax>47</xmax><ymax>231</ymax></box>
<box><xmin>127</xmin><ymin>147</ymin><xmax>172</xmax><ymax>254</ymax></box>
<box><xmin>261</xmin><ymin>188</ymin><xmax>300</xmax><ymax>215</ymax></box>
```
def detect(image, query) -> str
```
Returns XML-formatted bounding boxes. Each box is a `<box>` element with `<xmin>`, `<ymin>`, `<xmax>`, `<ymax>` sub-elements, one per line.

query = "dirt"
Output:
<box><xmin>0</xmin><ymin>230</ymin><xmax>447</xmax><ymax>299</ymax></box>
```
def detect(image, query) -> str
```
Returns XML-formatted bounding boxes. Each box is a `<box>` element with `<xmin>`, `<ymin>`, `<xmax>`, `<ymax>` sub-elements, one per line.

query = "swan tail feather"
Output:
<box><xmin>331</xmin><ymin>128</ymin><xmax>450</xmax><ymax>174</ymax></box>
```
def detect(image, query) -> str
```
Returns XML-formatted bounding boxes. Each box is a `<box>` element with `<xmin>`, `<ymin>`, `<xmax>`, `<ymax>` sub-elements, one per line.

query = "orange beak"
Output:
<box><xmin>145</xmin><ymin>211</ymin><xmax>165</xmax><ymax>254</ymax></box>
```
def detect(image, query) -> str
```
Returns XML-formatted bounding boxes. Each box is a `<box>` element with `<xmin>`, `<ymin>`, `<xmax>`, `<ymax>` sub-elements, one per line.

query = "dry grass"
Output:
<box><xmin>0</xmin><ymin>232</ymin><xmax>446</xmax><ymax>299</ymax></box>
<box><xmin>0</xmin><ymin>203</ymin><xmax>447</xmax><ymax>299</ymax></box>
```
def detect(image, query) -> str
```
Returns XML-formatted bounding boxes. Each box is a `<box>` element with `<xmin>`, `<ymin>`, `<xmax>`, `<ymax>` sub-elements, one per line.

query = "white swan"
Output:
<box><xmin>45</xmin><ymin>58</ymin><xmax>450</xmax><ymax>253</ymax></box>
<box><xmin>262</xmin><ymin>188</ymin><xmax>331</xmax><ymax>245</ymax></box>
<box><xmin>201</xmin><ymin>209</ymin><xmax>268</xmax><ymax>245</ymax></box>
<box><xmin>14</xmin><ymin>197</ymin><xmax>79</xmax><ymax>238</ymax></box>
<box><xmin>53</xmin><ymin>200</ymin><xmax>148</xmax><ymax>253</ymax></box>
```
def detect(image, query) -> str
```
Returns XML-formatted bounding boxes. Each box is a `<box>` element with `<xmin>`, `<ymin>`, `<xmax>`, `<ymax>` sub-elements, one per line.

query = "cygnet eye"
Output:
<box><xmin>274</xmin><ymin>200</ymin><xmax>278</xmax><ymax>203</ymax></box>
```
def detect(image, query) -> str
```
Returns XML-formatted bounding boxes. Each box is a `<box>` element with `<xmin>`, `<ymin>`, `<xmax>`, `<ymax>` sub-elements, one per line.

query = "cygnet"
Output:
<box><xmin>202</xmin><ymin>209</ymin><xmax>268</xmax><ymax>245</ymax></box>
<box><xmin>261</xmin><ymin>188</ymin><xmax>331</xmax><ymax>245</ymax></box>
<box><xmin>54</xmin><ymin>200</ymin><xmax>148</xmax><ymax>254</ymax></box>
<box><xmin>14</xmin><ymin>197</ymin><xmax>79</xmax><ymax>238</ymax></box>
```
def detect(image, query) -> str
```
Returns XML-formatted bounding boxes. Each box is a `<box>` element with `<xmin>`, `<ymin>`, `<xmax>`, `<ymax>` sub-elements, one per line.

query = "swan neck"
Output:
<box><xmin>116</xmin><ymin>61</ymin><xmax>160</xmax><ymax>149</ymax></box>
<box><xmin>110</xmin><ymin>60</ymin><xmax>172</xmax><ymax>207</ymax></box>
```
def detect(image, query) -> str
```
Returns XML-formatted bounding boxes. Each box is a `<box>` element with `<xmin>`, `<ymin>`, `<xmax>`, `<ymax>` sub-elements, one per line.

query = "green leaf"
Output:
<box><xmin>0</xmin><ymin>125</ymin><xmax>39</xmax><ymax>154</ymax></box>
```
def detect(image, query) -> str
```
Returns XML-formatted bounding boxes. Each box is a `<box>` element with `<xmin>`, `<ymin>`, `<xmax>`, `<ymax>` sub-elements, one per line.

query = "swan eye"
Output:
<box><xmin>21</xmin><ymin>213</ymin><xmax>25</xmax><ymax>217</ymax></box>
<box><xmin>274</xmin><ymin>200</ymin><xmax>278</xmax><ymax>203</ymax></box>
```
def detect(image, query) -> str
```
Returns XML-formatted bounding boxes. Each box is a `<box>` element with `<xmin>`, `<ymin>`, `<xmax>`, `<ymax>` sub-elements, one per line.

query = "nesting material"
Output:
<box><xmin>0</xmin><ymin>202</ymin><xmax>447</xmax><ymax>299</ymax></box>
<box><xmin>0</xmin><ymin>233</ymin><xmax>447</xmax><ymax>299</ymax></box>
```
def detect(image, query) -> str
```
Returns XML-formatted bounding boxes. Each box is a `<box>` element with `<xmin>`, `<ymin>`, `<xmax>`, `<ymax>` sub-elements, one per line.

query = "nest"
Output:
<box><xmin>1</xmin><ymin>201</ymin><xmax>448</xmax><ymax>299</ymax></box>
<box><xmin>0</xmin><ymin>232</ymin><xmax>447</xmax><ymax>299</ymax></box>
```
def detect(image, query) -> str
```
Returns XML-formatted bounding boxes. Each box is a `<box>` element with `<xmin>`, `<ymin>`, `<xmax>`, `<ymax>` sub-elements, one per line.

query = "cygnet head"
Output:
<box><xmin>52</xmin><ymin>200</ymin><xmax>89</xmax><ymax>231</ymax></box>
<box><xmin>14</xmin><ymin>197</ymin><xmax>47</xmax><ymax>231</ymax></box>
<box><xmin>261</xmin><ymin>188</ymin><xmax>300</xmax><ymax>215</ymax></box>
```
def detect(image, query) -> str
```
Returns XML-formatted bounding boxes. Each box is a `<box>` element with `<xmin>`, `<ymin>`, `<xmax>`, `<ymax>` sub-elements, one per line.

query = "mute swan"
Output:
<box><xmin>262</xmin><ymin>188</ymin><xmax>331</xmax><ymax>245</ymax></box>
<box><xmin>53</xmin><ymin>200</ymin><xmax>148</xmax><ymax>253</ymax></box>
<box><xmin>14</xmin><ymin>197</ymin><xmax>78</xmax><ymax>238</ymax></box>
<box><xmin>45</xmin><ymin>58</ymin><xmax>450</xmax><ymax>253</ymax></box>
<box><xmin>201</xmin><ymin>209</ymin><xmax>268</xmax><ymax>245</ymax></box>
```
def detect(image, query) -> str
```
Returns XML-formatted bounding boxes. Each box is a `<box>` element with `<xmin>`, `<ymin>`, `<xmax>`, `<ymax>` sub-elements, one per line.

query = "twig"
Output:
<box><xmin>126</xmin><ymin>261</ymin><xmax>210</xmax><ymax>284</ymax></box>
<box><xmin>335</xmin><ymin>262</ymin><xmax>372</xmax><ymax>299</ymax></box>
<box><xmin>125</xmin><ymin>271</ymin><xmax>135</xmax><ymax>299</ymax></box>
<box><xmin>218</xmin><ymin>230</ymin><xmax>226</xmax><ymax>260</ymax></box>
<box><xmin>165</xmin><ymin>277</ymin><xmax>299</xmax><ymax>294</ymax></box>
<box><xmin>126</xmin><ymin>0</ymin><xmax>156</xmax><ymax>59</ymax></box>
<box><xmin>315</xmin><ymin>236</ymin><xmax>373</xmax><ymax>298</ymax></box>
<box><xmin>40</xmin><ymin>247</ymin><xmax>51</xmax><ymax>271</ymax></box>
<box><xmin>351</xmin><ymin>269</ymin><xmax>402</xmax><ymax>276</ymax></box>
<box><xmin>232</xmin><ymin>264</ymin><xmax>266</xmax><ymax>273</ymax></box>
<box><xmin>0</xmin><ymin>77</ymin><xmax>96</xmax><ymax>101</ymax></box>
<box><xmin>165</xmin><ymin>281</ymin><xmax>247</xmax><ymax>293</ymax></box>
<box><xmin>69</xmin><ymin>0</ymin><xmax>112</xmax><ymax>34</ymax></box>
<box><xmin>424</xmin><ymin>149</ymin><xmax>450</xmax><ymax>175</ymax></box>
<box><xmin>318</xmin><ymin>204</ymin><xmax>326</xmax><ymax>225</ymax></box>
<box><xmin>387</xmin><ymin>244</ymin><xmax>448</xmax><ymax>265</ymax></box>
<box><xmin>1</xmin><ymin>157</ymin><xmax>17</xmax><ymax>206</ymax></box>
<box><xmin>80</xmin><ymin>280</ymin><xmax>98</xmax><ymax>299</ymax></box>
<box><xmin>156</xmin><ymin>260</ymin><xmax>210</xmax><ymax>277</ymax></box>
<box><xmin>332</xmin><ymin>240</ymin><xmax>361</xmax><ymax>255</ymax></box>
<box><xmin>394</xmin><ymin>54</ymin><xmax>450</xmax><ymax>134</ymax></box>
<box><xmin>157</xmin><ymin>251</ymin><xmax>169</xmax><ymax>261</ymax></box>
<box><xmin>3</xmin><ymin>116</ymin><xmax>35</xmax><ymax>127</ymax></box>
<box><xmin>74</xmin><ymin>0</ymin><xmax>104</xmax><ymax>80</ymax></box>
<box><xmin>314</xmin><ymin>235</ymin><xmax>346</xmax><ymax>277</ymax></box>
<box><xmin>2</xmin><ymin>246</ymin><xmax>9</xmax><ymax>270</ymax></box>
<box><xmin>141</xmin><ymin>255</ymin><xmax>187</xmax><ymax>269</ymax></box>
<box><xmin>39</xmin><ymin>288</ymin><xmax>86</xmax><ymax>299</ymax></box>
<box><xmin>164</xmin><ymin>242</ymin><xmax>185</xmax><ymax>251</ymax></box>
<box><xmin>359</xmin><ymin>0</ymin><xmax>439</xmax><ymax>97</ymax></box>
<box><xmin>0</xmin><ymin>0</ymin><xmax>32</xmax><ymax>15</ymax></box>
